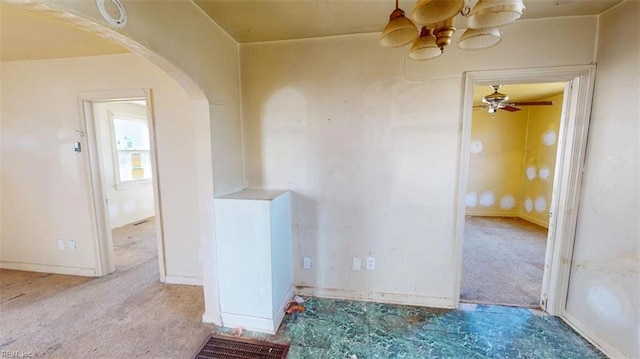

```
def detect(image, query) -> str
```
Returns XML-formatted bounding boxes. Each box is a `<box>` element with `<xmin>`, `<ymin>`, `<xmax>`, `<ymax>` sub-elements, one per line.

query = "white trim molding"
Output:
<box><xmin>296</xmin><ymin>286</ymin><xmax>454</xmax><ymax>309</ymax></box>
<box><xmin>0</xmin><ymin>261</ymin><xmax>97</xmax><ymax>277</ymax></box>
<box><xmin>164</xmin><ymin>275</ymin><xmax>203</xmax><ymax>286</ymax></box>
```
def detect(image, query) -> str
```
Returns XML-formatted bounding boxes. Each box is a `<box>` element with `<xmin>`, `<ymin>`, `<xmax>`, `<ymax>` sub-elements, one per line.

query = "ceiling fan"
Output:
<box><xmin>475</xmin><ymin>85</ymin><xmax>554</xmax><ymax>114</ymax></box>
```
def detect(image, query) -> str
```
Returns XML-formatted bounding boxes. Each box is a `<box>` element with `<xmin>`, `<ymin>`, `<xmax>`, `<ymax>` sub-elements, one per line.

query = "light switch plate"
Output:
<box><xmin>352</xmin><ymin>257</ymin><xmax>362</xmax><ymax>271</ymax></box>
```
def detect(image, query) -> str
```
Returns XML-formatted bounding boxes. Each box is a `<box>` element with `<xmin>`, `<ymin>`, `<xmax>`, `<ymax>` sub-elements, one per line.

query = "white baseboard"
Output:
<box><xmin>216</xmin><ymin>285</ymin><xmax>293</xmax><ymax>335</ymax></box>
<box><xmin>164</xmin><ymin>275</ymin><xmax>202</xmax><ymax>286</ymax></box>
<box><xmin>465</xmin><ymin>211</ymin><xmax>519</xmax><ymax>217</ymax></box>
<box><xmin>562</xmin><ymin>309</ymin><xmax>630</xmax><ymax>358</ymax></box>
<box><xmin>295</xmin><ymin>286</ymin><xmax>454</xmax><ymax>309</ymax></box>
<box><xmin>0</xmin><ymin>261</ymin><xmax>97</xmax><ymax>277</ymax></box>
<box><xmin>220</xmin><ymin>312</ymin><xmax>279</xmax><ymax>334</ymax></box>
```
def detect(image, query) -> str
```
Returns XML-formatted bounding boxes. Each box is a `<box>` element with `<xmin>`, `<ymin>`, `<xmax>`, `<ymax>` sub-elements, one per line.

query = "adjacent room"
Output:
<box><xmin>0</xmin><ymin>0</ymin><xmax>638</xmax><ymax>358</ymax></box>
<box><xmin>92</xmin><ymin>99</ymin><xmax>159</xmax><ymax>272</ymax></box>
<box><xmin>461</xmin><ymin>83</ymin><xmax>564</xmax><ymax>307</ymax></box>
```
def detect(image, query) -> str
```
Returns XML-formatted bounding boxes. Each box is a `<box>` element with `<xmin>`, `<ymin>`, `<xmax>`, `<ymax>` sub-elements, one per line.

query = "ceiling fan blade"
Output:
<box><xmin>511</xmin><ymin>101</ymin><xmax>554</xmax><ymax>106</ymax></box>
<box><xmin>501</xmin><ymin>105</ymin><xmax>521</xmax><ymax>112</ymax></box>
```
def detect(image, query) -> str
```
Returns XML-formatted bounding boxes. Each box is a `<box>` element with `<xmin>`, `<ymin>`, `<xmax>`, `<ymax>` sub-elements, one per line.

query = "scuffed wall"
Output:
<box><xmin>240</xmin><ymin>17</ymin><xmax>598</xmax><ymax>306</ymax></box>
<box><xmin>519</xmin><ymin>93</ymin><xmax>563</xmax><ymax>227</ymax></box>
<box><xmin>565</xmin><ymin>2</ymin><xmax>640</xmax><ymax>357</ymax></box>
<box><xmin>466</xmin><ymin>105</ymin><xmax>528</xmax><ymax>217</ymax></box>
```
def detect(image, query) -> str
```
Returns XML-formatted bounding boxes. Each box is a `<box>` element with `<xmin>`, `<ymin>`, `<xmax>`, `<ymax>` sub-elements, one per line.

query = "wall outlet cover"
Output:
<box><xmin>366</xmin><ymin>257</ymin><xmax>375</xmax><ymax>270</ymax></box>
<box><xmin>303</xmin><ymin>257</ymin><xmax>312</xmax><ymax>269</ymax></box>
<box><xmin>68</xmin><ymin>240</ymin><xmax>76</xmax><ymax>251</ymax></box>
<box><xmin>57</xmin><ymin>239</ymin><xmax>65</xmax><ymax>250</ymax></box>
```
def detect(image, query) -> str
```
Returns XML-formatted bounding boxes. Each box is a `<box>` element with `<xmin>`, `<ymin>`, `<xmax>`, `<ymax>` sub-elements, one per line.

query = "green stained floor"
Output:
<box><xmin>216</xmin><ymin>297</ymin><xmax>605</xmax><ymax>359</ymax></box>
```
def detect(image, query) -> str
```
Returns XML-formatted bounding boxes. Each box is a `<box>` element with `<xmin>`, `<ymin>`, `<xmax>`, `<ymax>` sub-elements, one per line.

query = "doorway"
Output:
<box><xmin>453</xmin><ymin>66</ymin><xmax>596</xmax><ymax>316</ymax></box>
<box><xmin>460</xmin><ymin>83</ymin><xmax>565</xmax><ymax>307</ymax></box>
<box><xmin>80</xmin><ymin>90</ymin><xmax>165</xmax><ymax>280</ymax></box>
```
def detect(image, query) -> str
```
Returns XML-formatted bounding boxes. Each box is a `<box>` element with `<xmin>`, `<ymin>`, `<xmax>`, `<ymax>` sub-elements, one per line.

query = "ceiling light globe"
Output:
<box><xmin>457</xmin><ymin>28</ymin><xmax>502</xmax><ymax>50</ymax></box>
<box><xmin>380</xmin><ymin>8</ymin><xmax>418</xmax><ymax>47</ymax></box>
<box><xmin>411</xmin><ymin>0</ymin><xmax>464</xmax><ymax>27</ymax></box>
<box><xmin>467</xmin><ymin>0</ymin><xmax>525</xmax><ymax>29</ymax></box>
<box><xmin>408</xmin><ymin>27</ymin><xmax>442</xmax><ymax>60</ymax></box>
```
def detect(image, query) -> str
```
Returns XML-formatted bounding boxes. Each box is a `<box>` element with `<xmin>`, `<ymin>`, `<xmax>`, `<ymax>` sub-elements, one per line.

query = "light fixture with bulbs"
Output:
<box><xmin>380</xmin><ymin>0</ymin><xmax>526</xmax><ymax>60</ymax></box>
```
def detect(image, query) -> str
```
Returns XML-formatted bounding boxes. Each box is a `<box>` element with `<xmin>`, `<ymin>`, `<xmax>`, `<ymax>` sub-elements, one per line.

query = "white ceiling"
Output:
<box><xmin>0</xmin><ymin>2</ymin><xmax>128</xmax><ymax>62</ymax></box>
<box><xmin>194</xmin><ymin>0</ymin><xmax>623</xmax><ymax>43</ymax></box>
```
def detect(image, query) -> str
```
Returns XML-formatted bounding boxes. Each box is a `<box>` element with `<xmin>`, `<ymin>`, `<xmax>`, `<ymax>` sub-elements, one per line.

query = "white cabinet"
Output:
<box><xmin>214</xmin><ymin>190</ymin><xmax>293</xmax><ymax>334</ymax></box>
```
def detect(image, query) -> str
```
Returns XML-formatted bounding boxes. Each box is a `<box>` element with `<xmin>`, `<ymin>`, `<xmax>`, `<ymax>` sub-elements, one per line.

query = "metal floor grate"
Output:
<box><xmin>194</xmin><ymin>334</ymin><xmax>289</xmax><ymax>359</ymax></box>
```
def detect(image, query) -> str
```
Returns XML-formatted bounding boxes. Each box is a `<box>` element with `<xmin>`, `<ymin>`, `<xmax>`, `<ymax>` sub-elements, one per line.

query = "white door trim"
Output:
<box><xmin>452</xmin><ymin>65</ymin><xmax>596</xmax><ymax>315</ymax></box>
<box><xmin>78</xmin><ymin>89</ymin><xmax>166</xmax><ymax>281</ymax></box>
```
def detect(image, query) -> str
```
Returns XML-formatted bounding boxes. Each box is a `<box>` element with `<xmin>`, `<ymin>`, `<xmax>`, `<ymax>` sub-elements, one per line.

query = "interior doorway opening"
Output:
<box><xmin>454</xmin><ymin>66</ymin><xmax>596</xmax><ymax>318</ymax></box>
<box><xmin>81</xmin><ymin>92</ymin><xmax>166</xmax><ymax>280</ymax></box>
<box><xmin>460</xmin><ymin>82</ymin><xmax>565</xmax><ymax>308</ymax></box>
<box><xmin>90</xmin><ymin>99</ymin><xmax>160</xmax><ymax>273</ymax></box>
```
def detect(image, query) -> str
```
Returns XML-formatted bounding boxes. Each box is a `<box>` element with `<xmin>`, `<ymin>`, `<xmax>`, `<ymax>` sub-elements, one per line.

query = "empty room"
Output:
<box><xmin>0</xmin><ymin>1</ymin><xmax>637</xmax><ymax>358</ymax></box>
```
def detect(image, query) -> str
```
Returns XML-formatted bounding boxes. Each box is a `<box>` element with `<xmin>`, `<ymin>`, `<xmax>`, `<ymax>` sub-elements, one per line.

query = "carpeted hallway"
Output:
<box><xmin>0</xmin><ymin>217</ymin><xmax>213</xmax><ymax>358</ymax></box>
<box><xmin>461</xmin><ymin>216</ymin><xmax>548</xmax><ymax>307</ymax></box>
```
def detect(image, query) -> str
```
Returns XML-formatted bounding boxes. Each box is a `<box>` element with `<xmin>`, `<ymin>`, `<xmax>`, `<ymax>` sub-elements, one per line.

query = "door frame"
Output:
<box><xmin>452</xmin><ymin>65</ymin><xmax>596</xmax><ymax>315</ymax></box>
<box><xmin>78</xmin><ymin>88</ymin><xmax>166</xmax><ymax>281</ymax></box>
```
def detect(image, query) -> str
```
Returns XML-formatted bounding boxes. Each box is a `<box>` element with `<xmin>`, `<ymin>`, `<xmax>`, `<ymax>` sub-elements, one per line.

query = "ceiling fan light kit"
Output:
<box><xmin>467</xmin><ymin>0</ymin><xmax>526</xmax><ymax>29</ymax></box>
<box><xmin>380</xmin><ymin>2</ymin><xmax>419</xmax><ymax>47</ymax></box>
<box><xmin>457</xmin><ymin>27</ymin><xmax>502</xmax><ymax>50</ymax></box>
<box><xmin>411</xmin><ymin>0</ymin><xmax>465</xmax><ymax>27</ymax></box>
<box><xmin>380</xmin><ymin>0</ymin><xmax>525</xmax><ymax>59</ymax></box>
<box><xmin>408</xmin><ymin>27</ymin><xmax>443</xmax><ymax>60</ymax></box>
<box><xmin>479</xmin><ymin>84</ymin><xmax>555</xmax><ymax>115</ymax></box>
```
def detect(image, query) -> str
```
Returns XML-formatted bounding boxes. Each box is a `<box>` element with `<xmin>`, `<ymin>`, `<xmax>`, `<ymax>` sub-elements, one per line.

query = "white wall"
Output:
<box><xmin>565</xmin><ymin>2</ymin><xmax>640</xmax><ymax>357</ymax></box>
<box><xmin>240</xmin><ymin>16</ymin><xmax>598</xmax><ymax>306</ymax></box>
<box><xmin>93</xmin><ymin>102</ymin><xmax>155</xmax><ymax>229</ymax></box>
<box><xmin>8</xmin><ymin>0</ymin><xmax>245</xmax><ymax>323</ymax></box>
<box><xmin>0</xmin><ymin>53</ymin><xmax>202</xmax><ymax>281</ymax></box>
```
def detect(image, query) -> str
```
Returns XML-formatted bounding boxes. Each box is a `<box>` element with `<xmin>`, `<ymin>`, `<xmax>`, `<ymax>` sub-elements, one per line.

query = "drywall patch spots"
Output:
<box><xmin>526</xmin><ymin>166</ymin><xmax>537</xmax><ymax>181</ymax></box>
<box><xmin>534</xmin><ymin>196</ymin><xmax>547</xmax><ymax>213</ymax></box>
<box><xmin>466</xmin><ymin>192</ymin><xmax>478</xmax><ymax>207</ymax></box>
<box><xmin>542</xmin><ymin>130</ymin><xmax>556</xmax><ymax>146</ymax></box>
<box><xmin>470</xmin><ymin>140</ymin><xmax>484</xmax><ymax>154</ymax></box>
<box><xmin>539</xmin><ymin>166</ymin><xmax>551</xmax><ymax>180</ymax></box>
<box><xmin>479</xmin><ymin>191</ymin><xmax>495</xmax><ymax>207</ymax></box>
<box><xmin>500</xmin><ymin>195</ymin><xmax>516</xmax><ymax>209</ymax></box>
<box><xmin>587</xmin><ymin>286</ymin><xmax>622</xmax><ymax>322</ymax></box>
<box><xmin>524</xmin><ymin>197</ymin><xmax>533</xmax><ymax>213</ymax></box>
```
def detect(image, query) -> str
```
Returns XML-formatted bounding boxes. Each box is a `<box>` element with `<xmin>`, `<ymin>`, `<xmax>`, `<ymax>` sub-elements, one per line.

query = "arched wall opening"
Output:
<box><xmin>3</xmin><ymin>1</ymin><xmax>224</xmax><ymax>325</ymax></box>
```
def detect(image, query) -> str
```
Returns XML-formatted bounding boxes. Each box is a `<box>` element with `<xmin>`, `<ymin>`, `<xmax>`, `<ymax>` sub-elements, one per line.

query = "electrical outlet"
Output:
<box><xmin>303</xmin><ymin>257</ymin><xmax>311</xmax><ymax>269</ymax></box>
<box><xmin>198</xmin><ymin>250</ymin><xmax>203</xmax><ymax>262</ymax></box>
<box><xmin>352</xmin><ymin>257</ymin><xmax>362</xmax><ymax>271</ymax></box>
<box><xmin>366</xmin><ymin>257</ymin><xmax>375</xmax><ymax>270</ymax></box>
<box><xmin>68</xmin><ymin>240</ymin><xmax>76</xmax><ymax>251</ymax></box>
<box><xmin>57</xmin><ymin>240</ymin><xmax>65</xmax><ymax>250</ymax></box>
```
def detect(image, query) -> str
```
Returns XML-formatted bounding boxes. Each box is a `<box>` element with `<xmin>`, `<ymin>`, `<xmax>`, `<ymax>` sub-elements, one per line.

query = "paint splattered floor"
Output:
<box><xmin>217</xmin><ymin>297</ymin><xmax>604</xmax><ymax>359</ymax></box>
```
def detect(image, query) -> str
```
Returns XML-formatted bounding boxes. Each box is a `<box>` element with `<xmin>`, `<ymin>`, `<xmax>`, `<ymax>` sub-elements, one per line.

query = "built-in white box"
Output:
<box><xmin>214</xmin><ymin>190</ymin><xmax>293</xmax><ymax>334</ymax></box>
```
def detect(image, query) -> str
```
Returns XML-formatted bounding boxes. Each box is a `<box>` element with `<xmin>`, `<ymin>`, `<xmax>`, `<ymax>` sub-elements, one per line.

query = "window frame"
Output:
<box><xmin>108</xmin><ymin>110</ymin><xmax>153</xmax><ymax>190</ymax></box>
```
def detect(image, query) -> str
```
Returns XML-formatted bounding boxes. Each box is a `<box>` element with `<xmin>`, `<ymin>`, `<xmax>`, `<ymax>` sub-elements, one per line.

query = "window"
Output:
<box><xmin>110</xmin><ymin>113</ymin><xmax>152</xmax><ymax>189</ymax></box>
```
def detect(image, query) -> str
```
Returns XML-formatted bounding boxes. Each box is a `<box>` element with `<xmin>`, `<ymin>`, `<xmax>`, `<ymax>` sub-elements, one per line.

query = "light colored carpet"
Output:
<box><xmin>0</xmin><ymin>217</ymin><xmax>213</xmax><ymax>358</ymax></box>
<box><xmin>461</xmin><ymin>216</ymin><xmax>548</xmax><ymax>307</ymax></box>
